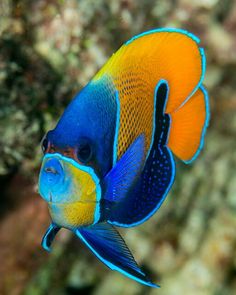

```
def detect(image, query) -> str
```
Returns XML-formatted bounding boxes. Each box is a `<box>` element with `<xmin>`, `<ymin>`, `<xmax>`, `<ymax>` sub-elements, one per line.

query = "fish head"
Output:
<box><xmin>38</xmin><ymin>131</ymin><xmax>102</xmax><ymax>229</ymax></box>
<box><xmin>38</xmin><ymin>81</ymin><xmax>117</xmax><ymax>229</ymax></box>
<box><xmin>39</xmin><ymin>84</ymin><xmax>116</xmax><ymax>228</ymax></box>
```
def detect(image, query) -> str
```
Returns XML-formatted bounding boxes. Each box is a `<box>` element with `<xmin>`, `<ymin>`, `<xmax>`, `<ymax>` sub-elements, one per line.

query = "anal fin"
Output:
<box><xmin>75</xmin><ymin>223</ymin><xmax>158</xmax><ymax>288</ymax></box>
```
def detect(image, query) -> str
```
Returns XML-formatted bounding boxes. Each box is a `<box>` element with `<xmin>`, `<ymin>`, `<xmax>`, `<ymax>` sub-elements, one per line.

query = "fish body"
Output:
<box><xmin>38</xmin><ymin>28</ymin><xmax>209</xmax><ymax>287</ymax></box>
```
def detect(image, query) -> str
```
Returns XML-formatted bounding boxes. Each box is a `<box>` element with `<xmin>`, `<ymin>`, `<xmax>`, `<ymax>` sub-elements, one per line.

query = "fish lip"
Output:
<box><xmin>44</xmin><ymin>167</ymin><xmax>59</xmax><ymax>174</ymax></box>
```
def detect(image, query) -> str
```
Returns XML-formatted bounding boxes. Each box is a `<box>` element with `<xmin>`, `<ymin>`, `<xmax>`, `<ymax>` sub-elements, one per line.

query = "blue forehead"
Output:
<box><xmin>50</xmin><ymin>78</ymin><xmax>116</xmax><ymax>146</ymax></box>
<box><xmin>48</xmin><ymin>77</ymin><xmax>117</xmax><ymax>175</ymax></box>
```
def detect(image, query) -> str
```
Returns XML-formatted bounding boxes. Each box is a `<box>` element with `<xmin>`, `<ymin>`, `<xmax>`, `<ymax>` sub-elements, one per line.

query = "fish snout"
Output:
<box><xmin>43</xmin><ymin>158</ymin><xmax>64</xmax><ymax>183</ymax></box>
<box><xmin>39</xmin><ymin>157</ymin><xmax>65</xmax><ymax>202</ymax></box>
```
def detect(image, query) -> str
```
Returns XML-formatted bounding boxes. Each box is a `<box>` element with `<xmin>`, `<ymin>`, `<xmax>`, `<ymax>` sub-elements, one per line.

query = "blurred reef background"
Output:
<box><xmin>0</xmin><ymin>0</ymin><xmax>236</xmax><ymax>294</ymax></box>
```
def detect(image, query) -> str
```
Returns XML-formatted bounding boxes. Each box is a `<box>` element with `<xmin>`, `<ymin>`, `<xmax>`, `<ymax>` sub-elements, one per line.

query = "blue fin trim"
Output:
<box><xmin>183</xmin><ymin>85</ymin><xmax>210</xmax><ymax>164</ymax></box>
<box><xmin>41</xmin><ymin>223</ymin><xmax>60</xmax><ymax>252</ymax></box>
<box><xmin>104</xmin><ymin>134</ymin><xmax>145</xmax><ymax>202</ymax></box>
<box><xmin>125</xmin><ymin>28</ymin><xmax>200</xmax><ymax>45</ymax></box>
<box><xmin>125</xmin><ymin>28</ymin><xmax>206</xmax><ymax>112</ymax></box>
<box><xmin>75</xmin><ymin>223</ymin><xmax>159</xmax><ymax>288</ymax></box>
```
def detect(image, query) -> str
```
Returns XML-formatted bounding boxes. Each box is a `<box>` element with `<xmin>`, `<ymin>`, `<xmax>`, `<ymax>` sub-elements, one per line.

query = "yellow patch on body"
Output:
<box><xmin>49</xmin><ymin>201</ymin><xmax>96</xmax><ymax>229</ymax></box>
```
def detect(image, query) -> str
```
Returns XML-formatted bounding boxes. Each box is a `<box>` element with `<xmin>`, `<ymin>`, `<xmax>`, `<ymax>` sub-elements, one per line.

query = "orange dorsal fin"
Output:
<box><xmin>167</xmin><ymin>86</ymin><xmax>209</xmax><ymax>163</ymax></box>
<box><xmin>93</xmin><ymin>29</ymin><xmax>206</xmax><ymax>160</ymax></box>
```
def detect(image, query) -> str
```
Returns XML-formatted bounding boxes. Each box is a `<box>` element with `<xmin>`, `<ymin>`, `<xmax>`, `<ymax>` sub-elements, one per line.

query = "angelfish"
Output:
<box><xmin>38</xmin><ymin>28</ymin><xmax>209</xmax><ymax>287</ymax></box>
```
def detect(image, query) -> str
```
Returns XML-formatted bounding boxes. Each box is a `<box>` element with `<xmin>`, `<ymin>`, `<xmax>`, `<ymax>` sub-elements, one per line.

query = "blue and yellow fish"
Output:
<box><xmin>38</xmin><ymin>28</ymin><xmax>209</xmax><ymax>287</ymax></box>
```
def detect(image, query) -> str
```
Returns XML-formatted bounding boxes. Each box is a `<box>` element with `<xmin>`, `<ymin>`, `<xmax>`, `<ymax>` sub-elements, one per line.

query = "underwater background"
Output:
<box><xmin>0</xmin><ymin>0</ymin><xmax>236</xmax><ymax>294</ymax></box>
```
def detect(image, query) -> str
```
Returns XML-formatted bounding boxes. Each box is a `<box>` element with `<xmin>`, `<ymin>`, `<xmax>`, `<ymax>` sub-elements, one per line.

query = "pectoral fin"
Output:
<box><xmin>41</xmin><ymin>223</ymin><xmax>60</xmax><ymax>252</ymax></box>
<box><xmin>75</xmin><ymin>222</ymin><xmax>158</xmax><ymax>288</ymax></box>
<box><xmin>104</xmin><ymin>134</ymin><xmax>145</xmax><ymax>202</ymax></box>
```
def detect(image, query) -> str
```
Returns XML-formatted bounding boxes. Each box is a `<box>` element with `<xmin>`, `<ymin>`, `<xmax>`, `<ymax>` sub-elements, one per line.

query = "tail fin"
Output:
<box><xmin>167</xmin><ymin>85</ymin><xmax>210</xmax><ymax>163</ymax></box>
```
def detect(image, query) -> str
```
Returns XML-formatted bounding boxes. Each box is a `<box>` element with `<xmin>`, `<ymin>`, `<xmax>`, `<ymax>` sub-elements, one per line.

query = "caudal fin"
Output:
<box><xmin>167</xmin><ymin>86</ymin><xmax>210</xmax><ymax>163</ymax></box>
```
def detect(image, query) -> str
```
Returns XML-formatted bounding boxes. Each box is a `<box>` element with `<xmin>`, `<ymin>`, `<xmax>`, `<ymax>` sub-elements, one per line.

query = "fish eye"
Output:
<box><xmin>41</xmin><ymin>137</ymin><xmax>49</xmax><ymax>154</ymax></box>
<box><xmin>77</xmin><ymin>143</ymin><xmax>92</xmax><ymax>163</ymax></box>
